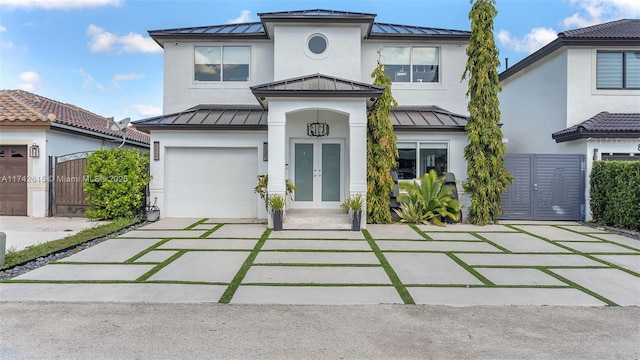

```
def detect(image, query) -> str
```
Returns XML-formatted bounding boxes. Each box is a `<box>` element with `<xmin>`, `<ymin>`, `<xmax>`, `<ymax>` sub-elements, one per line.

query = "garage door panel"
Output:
<box><xmin>165</xmin><ymin>147</ymin><xmax>258</xmax><ymax>218</ymax></box>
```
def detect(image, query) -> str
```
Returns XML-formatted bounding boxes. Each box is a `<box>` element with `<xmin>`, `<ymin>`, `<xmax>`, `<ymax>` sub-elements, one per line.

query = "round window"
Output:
<box><xmin>308</xmin><ymin>34</ymin><xmax>327</xmax><ymax>54</ymax></box>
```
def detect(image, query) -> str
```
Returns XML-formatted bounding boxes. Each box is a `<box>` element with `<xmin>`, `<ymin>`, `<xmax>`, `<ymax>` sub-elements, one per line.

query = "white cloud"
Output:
<box><xmin>17</xmin><ymin>71</ymin><xmax>40</xmax><ymax>91</ymax></box>
<box><xmin>113</xmin><ymin>73</ymin><xmax>143</xmax><ymax>81</ymax></box>
<box><xmin>134</xmin><ymin>104</ymin><xmax>162</xmax><ymax>117</ymax></box>
<box><xmin>74</xmin><ymin>69</ymin><xmax>144</xmax><ymax>93</ymax></box>
<box><xmin>0</xmin><ymin>0</ymin><xmax>122</xmax><ymax>10</ymax></box>
<box><xmin>498</xmin><ymin>27</ymin><xmax>558</xmax><ymax>54</ymax></box>
<box><xmin>86</xmin><ymin>24</ymin><xmax>161</xmax><ymax>54</ymax></box>
<box><xmin>563</xmin><ymin>0</ymin><xmax>640</xmax><ymax>28</ymax></box>
<box><xmin>0</xmin><ymin>41</ymin><xmax>13</xmax><ymax>49</ymax></box>
<box><xmin>227</xmin><ymin>10</ymin><xmax>253</xmax><ymax>24</ymax></box>
<box><xmin>0</xmin><ymin>24</ymin><xmax>6</xmax><ymax>32</ymax></box>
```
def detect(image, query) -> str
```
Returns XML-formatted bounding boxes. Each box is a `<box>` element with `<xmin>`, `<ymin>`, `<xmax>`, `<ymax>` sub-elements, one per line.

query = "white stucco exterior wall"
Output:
<box><xmin>566</xmin><ymin>48</ymin><xmax>640</xmax><ymax>126</ymax></box>
<box><xmin>273</xmin><ymin>25</ymin><xmax>362</xmax><ymax>81</ymax></box>
<box><xmin>162</xmin><ymin>40</ymin><xmax>274</xmax><ymax>114</ymax></box>
<box><xmin>362</xmin><ymin>42</ymin><xmax>471</xmax><ymax>115</ymax></box>
<box><xmin>500</xmin><ymin>50</ymin><xmax>569</xmax><ymax>154</ymax></box>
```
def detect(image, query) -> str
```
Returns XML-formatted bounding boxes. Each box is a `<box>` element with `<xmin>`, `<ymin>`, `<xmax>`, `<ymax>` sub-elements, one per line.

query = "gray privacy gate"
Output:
<box><xmin>500</xmin><ymin>154</ymin><xmax>585</xmax><ymax>221</ymax></box>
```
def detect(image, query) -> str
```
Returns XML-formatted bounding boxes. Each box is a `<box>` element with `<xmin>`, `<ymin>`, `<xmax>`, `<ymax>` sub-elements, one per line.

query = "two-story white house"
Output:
<box><xmin>133</xmin><ymin>9</ymin><xmax>472</xmax><ymax>227</ymax></box>
<box><xmin>499</xmin><ymin>19</ymin><xmax>640</xmax><ymax>221</ymax></box>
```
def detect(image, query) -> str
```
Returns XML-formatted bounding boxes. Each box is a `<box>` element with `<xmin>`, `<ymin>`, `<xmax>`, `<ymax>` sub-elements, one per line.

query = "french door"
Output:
<box><xmin>291</xmin><ymin>139</ymin><xmax>343</xmax><ymax>209</ymax></box>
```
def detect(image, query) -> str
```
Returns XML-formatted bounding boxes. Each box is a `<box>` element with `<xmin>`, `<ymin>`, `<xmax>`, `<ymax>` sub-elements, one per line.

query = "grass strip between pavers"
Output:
<box><xmin>470</xmin><ymin>232</ymin><xmax>512</xmax><ymax>253</ymax></box>
<box><xmin>408</xmin><ymin>224</ymin><xmax>433</xmax><ymax>240</ymax></box>
<box><xmin>124</xmin><ymin>238</ymin><xmax>173</xmax><ymax>263</ymax></box>
<box><xmin>184</xmin><ymin>218</ymin><xmax>209</xmax><ymax>230</ymax></box>
<box><xmin>362</xmin><ymin>229</ymin><xmax>415</xmax><ymax>304</ymax></box>
<box><xmin>218</xmin><ymin>228</ymin><xmax>272</xmax><ymax>303</ymax></box>
<box><xmin>552</xmin><ymin>225</ymin><xmax>640</xmax><ymax>252</ymax></box>
<box><xmin>135</xmin><ymin>250</ymin><xmax>187</xmax><ymax>282</ymax></box>
<box><xmin>200</xmin><ymin>223</ymin><xmax>225</xmax><ymax>238</ymax></box>
<box><xmin>251</xmin><ymin>263</ymin><xmax>381</xmax><ymax>267</ymax></box>
<box><xmin>445</xmin><ymin>252</ymin><xmax>495</xmax><ymax>286</ymax></box>
<box><xmin>506</xmin><ymin>225</ymin><xmax>640</xmax><ymax>278</ymax></box>
<box><xmin>539</xmin><ymin>268</ymin><xmax>619</xmax><ymax>306</ymax></box>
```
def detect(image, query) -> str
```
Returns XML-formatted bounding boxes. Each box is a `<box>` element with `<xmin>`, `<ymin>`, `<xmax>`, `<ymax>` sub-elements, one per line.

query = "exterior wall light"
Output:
<box><xmin>29</xmin><ymin>143</ymin><xmax>40</xmax><ymax>158</ymax></box>
<box><xmin>153</xmin><ymin>141</ymin><xmax>160</xmax><ymax>161</ymax></box>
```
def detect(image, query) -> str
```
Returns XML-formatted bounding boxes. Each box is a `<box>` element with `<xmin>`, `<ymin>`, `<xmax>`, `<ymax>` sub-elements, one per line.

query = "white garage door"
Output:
<box><xmin>165</xmin><ymin>147</ymin><xmax>258</xmax><ymax>218</ymax></box>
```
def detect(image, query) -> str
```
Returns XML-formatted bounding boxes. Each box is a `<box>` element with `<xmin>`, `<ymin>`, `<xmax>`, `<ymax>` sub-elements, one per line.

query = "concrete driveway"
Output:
<box><xmin>1</xmin><ymin>218</ymin><xmax>638</xmax><ymax>305</ymax></box>
<box><xmin>0</xmin><ymin>216</ymin><xmax>109</xmax><ymax>251</ymax></box>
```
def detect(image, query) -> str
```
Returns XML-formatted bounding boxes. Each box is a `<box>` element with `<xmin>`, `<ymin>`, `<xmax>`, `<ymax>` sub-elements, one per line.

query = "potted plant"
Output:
<box><xmin>342</xmin><ymin>194</ymin><xmax>363</xmax><ymax>231</ymax></box>
<box><xmin>254</xmin><ymin>174</ymin><xmax>297</xmax><ymax>211</ymax></box>
<box><xmin>267</xmin><ymin>194</ymin><xmax>285</xmax><ymax>231</ymax></box>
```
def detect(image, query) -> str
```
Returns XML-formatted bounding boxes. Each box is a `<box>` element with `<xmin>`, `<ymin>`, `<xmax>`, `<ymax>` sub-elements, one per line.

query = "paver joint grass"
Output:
<box><xmin>362</xmin><ymin>229</ymin><xmax>415</xmax><ymax>304</ymax></box>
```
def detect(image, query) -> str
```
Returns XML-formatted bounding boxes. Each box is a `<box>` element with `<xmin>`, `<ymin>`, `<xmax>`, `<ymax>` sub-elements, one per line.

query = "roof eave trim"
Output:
<box><xmin>50</xmin><ymin>123</ymin><xmax>150</xmax><ymax>147</ymax></box>
<box><xmin>251</xmin><ymin>90</ymin><xmax>384</xmax><ymax>98</ymax></box>
<box><xmin>552</xmin><ymin>131</ymin><xmax>640</xmax><ymax>143</ymax></box>
<box><xmin>367</xmin><ymin>34</ymin><xmax>471</xmax><ymax>41</ymax></box>
<box><xmin>393</xmin><ymin>125</ymin><xmax>467</xmax><ymax>132</ymax></box>
<box><xmin>500</xmin><ymin>37</ymin><xmax>640</xmax><ymax>81</ymax></box>
<box><xmin>133</xmin><ymin>124</ymin><xmax>268</xmax><ymax>132</ymax></box>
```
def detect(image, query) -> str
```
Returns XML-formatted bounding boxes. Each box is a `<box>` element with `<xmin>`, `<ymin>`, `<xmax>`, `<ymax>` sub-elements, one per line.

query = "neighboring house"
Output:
<box><xmin>499</xmin><ymin>19</ymin><xmax>640</xmax><ymax>221</ymax></box>
<box><xmin>0</xmin><ymin>89</ymin><xmax>150</xmax><ymax>217</ymax></box>
<box><xmin>133</xmin><ymin>9</ymin><xmax>472</xmax><ymax>227</ymax></box>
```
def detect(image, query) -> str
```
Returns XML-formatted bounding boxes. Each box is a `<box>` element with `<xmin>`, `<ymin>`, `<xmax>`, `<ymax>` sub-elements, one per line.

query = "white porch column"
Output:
<box><xmin>348</xmin><ymin>106</ymin><xmax>368</xmax><ymax>229</ymax></box>
<box><xmin>267</xmin><ymin>103</ymin><xmax>287</xmax><ymax>196</ymax></box>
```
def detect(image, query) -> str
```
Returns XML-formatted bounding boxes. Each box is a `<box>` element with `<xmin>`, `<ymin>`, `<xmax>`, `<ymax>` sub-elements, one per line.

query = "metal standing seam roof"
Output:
<box><xmin>148</xmin><ymin>8</ymin><xmax>470</xmax><ymax>45</ymax></box>
<box><xmin>500</xmin><ymin>19</ymin><xmax>640</xmax><ymax>81</ymax></box>
<box><xmin>0</xmin><ymin>89</ymin><xmax>150</xmax><ymax>145</ymax></box>
<box><xmin>132</xmin><ymin>104</ymin><xmax>468</xmax><ymax>132</ymax></box>
<box><xmin>552</xmin><ymin>112</ymin><xmax>640</xmax><ymax>142</ymax></box>
<box><xmin>250</xmin><ymin>73</ymin><xmax>385</xmax><ymax>95</ymax></box>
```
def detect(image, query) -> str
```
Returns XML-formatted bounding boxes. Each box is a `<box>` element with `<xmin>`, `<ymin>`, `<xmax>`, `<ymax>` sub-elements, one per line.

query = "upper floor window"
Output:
<box><xmin>194</xmin><ymin>46</ymin><xmax>250</xmax><ymax>82</ymax></box>
<box><xmin>596</xmin><ymin>51</ymin><xmax>640</xmax><ymax>89</ymax></box>
<box><xmin>383</xmin><ymin>47</ymin><xmax>439</xmax><ymax>83</ymax></box>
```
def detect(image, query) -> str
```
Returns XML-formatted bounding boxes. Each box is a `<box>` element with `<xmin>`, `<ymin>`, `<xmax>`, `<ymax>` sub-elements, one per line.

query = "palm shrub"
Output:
<box><xmin>394</xmin><ymin>170</ymin><xmax>461</xmax><ymax>226</ymax></box>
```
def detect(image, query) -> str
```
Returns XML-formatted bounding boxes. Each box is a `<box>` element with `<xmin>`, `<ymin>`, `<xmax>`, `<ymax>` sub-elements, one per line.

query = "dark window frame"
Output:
<box><xmin>194</xmin><ymin>45</ymin><xmax>250</xmax><ymax>83</ymax></box>
<box><xmin>596</xmin><ymin>50</ymin><xmax>640</xmax><ymax>90</ymax></box>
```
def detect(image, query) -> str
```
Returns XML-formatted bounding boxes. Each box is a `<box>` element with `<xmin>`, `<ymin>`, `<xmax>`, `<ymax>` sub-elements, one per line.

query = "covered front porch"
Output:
<box><xmin>251</xmin><ymin>74</ymin><xmax>384</xmax><ymax>229</ymax></box>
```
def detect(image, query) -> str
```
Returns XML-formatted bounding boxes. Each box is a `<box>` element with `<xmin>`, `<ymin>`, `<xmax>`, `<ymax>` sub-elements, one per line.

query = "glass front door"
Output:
<box><xmin>292</xmin><ymin>140</ymin><xmax>343</xmax><ymax>208</ymax></box>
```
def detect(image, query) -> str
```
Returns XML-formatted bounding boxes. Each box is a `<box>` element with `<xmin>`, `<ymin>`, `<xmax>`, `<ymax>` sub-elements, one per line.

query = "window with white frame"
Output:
<box><xmin>194</xmin><ymin>46</ymin><xmax>250</xmax><ymax>82</ymax></box>
<box><xmin>397</xmin><ymin>142</ymin><xmax>448</xmax><ymax>180</ymax></box>
<box><xmin>596</xmin><ymin>51</ymin><xmax>640</xmax><ymax>89</ymax></box>
<box><xmin>383</xmin><ymin>46</ymin><xmax>439</xmax><ymax>83</ymax></box>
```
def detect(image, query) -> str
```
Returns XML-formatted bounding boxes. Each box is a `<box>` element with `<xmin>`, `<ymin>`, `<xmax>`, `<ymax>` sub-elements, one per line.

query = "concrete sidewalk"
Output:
<box><xmin>1</xmin><ymin>218</ymin><xmax>638</xmax><ymax>305</ymax></box>
<box><xmin>0</xmin><ymin>216</ymin><xmax>109</xmax><ymax>251</ymax></box>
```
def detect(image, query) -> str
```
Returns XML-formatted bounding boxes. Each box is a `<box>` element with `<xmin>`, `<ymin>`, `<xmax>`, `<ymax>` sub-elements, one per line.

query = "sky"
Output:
<box><xmin>1</xmin><ymin>0</ymin><xmax>639</xmax><ymax>122</ymax></box>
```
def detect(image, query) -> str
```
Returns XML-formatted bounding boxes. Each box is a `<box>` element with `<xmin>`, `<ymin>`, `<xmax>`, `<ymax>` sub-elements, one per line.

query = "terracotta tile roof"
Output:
<box><xmin>552</xmin><ymin>112</ymin><xmax>640</xmax><ymax>142</ymax></box>
<box><xmin>0</xmin><ymin>89</ymin><xmax>150</xmax><ymax>145</ymax></box>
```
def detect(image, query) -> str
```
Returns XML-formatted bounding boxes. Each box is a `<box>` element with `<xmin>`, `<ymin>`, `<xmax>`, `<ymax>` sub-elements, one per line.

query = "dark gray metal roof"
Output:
<box><xmin>552</xmin><ymin>112</ymin><xmax>640</xmax><ymax>142</ymax></box>
<box><xmin>391</xmin><ymin>106</ymin><xmax>468</xmax><ymax>132</ymax></box>
<box><xmin>132</xmin><ymin>105</ymin><xmax>268</xmax><ymax>132</ymax></box>
<box><xmin>250</xmin><ymin>73</ymin><xmax>384</xmax><ymax>95</ymax></box>
<box><xmin>148</xmin><ymin>8</ymin><xmax>470</xmax><ymax>45</ymax></box>
<box><xmin>258</xmin><ymin>9</ymin><xmax>376</xmax><ymax>20</ymax></box>
<box><xmin>250</xmin><ymin>73</ymin><xmax>385</xmax><ymax>109</ymax></box>
<box><xmin>370</xmin><ymin>22</ymin><xmax>471</xmax><ymax>39</ymax></box>
<box><xmin>501</xmin><ymin>19</ymin><xmax>640</xmax><ymax>81</ymax></box>
<box><xmin>133</xmin><ymin>104</ymin><xmax>468</xmax><ymax>132</ymax></box>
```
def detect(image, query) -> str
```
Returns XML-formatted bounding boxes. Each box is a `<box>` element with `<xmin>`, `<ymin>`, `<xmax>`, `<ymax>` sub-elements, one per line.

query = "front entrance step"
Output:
<box><xmin>283</xmin><ymin>209</ymin><xmax>351</xmax><ymax>230</ymax></box>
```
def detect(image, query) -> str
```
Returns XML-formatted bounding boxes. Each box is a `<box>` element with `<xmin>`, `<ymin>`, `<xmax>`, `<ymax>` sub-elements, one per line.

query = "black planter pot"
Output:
<box><xmin>272</xmin><ymin>210</ymin><xmax>283</xmax><ymax>231</ymax></box>
<box><xmin>351</xmin><ymin>210</ymin><xmax>362</xmax><ymax>231</ymax></box>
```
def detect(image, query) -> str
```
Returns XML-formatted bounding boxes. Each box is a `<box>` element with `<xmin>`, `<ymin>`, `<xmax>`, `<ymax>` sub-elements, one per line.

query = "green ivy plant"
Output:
<box><xmin>84</xmin><ymin>148</ymin><xmax>149</xmax><ymax>220</ymax></box>
<box><xmin>394</xmin><ymin>170</ymin><xmax>461</xmax><ymax>226</ymax></box>
<box><xmin>461</xmin><ymin>0</ymin><xmax>513</xmax><ymax>225</ymax></box>
<box><xmin>367</xmin><ymin>49</ymin><xmax>398</xmax><ymax>224</ymax></box>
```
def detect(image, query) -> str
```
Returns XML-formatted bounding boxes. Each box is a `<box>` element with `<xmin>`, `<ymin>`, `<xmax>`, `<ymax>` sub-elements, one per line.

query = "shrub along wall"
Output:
<box><xmin>590</xmin><ymin>161</ymin><xmax>640</xmax><ymax>231</ymax></box>
<box><xmin>84</xmin><ymin>148</ymin><xmax>150</xmax><ymax>220</ymax></box>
